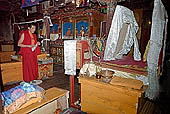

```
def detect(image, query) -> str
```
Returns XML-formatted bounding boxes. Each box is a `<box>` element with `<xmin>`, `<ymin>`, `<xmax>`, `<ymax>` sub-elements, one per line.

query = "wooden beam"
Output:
<box><xmin>0</xmin><ymin>7</ymin><xmax>10</xmax><ymax>12</ymax></box>
<box><xmin>0</xmin><ymin>0</ymin><xmax>8</xmax><ymax>1</ymax></box>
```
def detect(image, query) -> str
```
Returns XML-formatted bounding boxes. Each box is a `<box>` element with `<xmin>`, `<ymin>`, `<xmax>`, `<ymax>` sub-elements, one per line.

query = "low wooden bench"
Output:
<box><xmin>13</xmin><ymin>87</ymin><xmax>69</xmax><ymax>114</ymax></box>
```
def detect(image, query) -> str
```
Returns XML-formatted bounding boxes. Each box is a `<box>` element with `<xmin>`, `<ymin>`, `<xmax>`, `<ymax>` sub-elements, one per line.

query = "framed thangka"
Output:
<box><xmin>75</xmin><ymin>20</ymin><xmax>89</xmax><ymax>39</ymax></box>
<box><xmin>42</xmin><ymin>1</ymin><xmax>49</xmax><ymax>10</ymax></box>
<box><xmin>62</xmin><ymin>21</ymin><xmax>73</xmax><ymax>39</ymax></box>
<box><xmin>100</xmin><ymin>21</ymin><xmax>106</xmax><ymax>37</ymax></box>
<box><xmin>76</xmin><ymin>0</ymin><xmax>90</xmax><ymax>7</ymax></box>
<box><xmin>49</xmin><ymin>0</ymin><xmax>54</xmax><ymax>8</ymax></box>
<box><xmin>50</xmin><ymin>24</ymin><xmax>59</xmax><ymax>41</ymax></box>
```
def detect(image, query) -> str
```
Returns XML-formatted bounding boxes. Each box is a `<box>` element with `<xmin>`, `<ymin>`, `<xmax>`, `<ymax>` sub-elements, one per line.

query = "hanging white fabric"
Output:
<box><xmin>145</xmin><ymin>0</ymin><xmax>168</xmax><ymax>100</ymax></box>
<box><xmin>13</xmin><ymin>16</ymin><xmax>53</xmax><ymax>26</ymax></box>
<box><xmin>104</xmin><ymin>5</ymin><xmax>141</xmax><ymax>61</ymax></box>
<box><xmin>64</xmin><ymin>40</ymin><xmax>77</xmax><ymax>75</ymax></box>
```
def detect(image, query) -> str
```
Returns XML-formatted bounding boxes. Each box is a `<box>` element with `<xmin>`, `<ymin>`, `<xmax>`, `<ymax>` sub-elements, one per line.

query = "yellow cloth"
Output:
<box><xmin>42</xmin><ymin>23</ymin><xmax>46</xmax><ymax>37</ymax></box>
<box><xmin>143</xmin><ymin>40</ymin><xmax>150</xmax><ymax>62</ymax></box>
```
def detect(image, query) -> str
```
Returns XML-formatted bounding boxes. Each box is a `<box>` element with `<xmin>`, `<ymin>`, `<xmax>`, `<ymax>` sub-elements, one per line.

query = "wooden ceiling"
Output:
<box><xmin>0</xmin><ymin>0</ymin><xmax>21</xmax><ymax>18</ymax></box>
<box><xmin>0</xmin><ymin>0</ymin><xmax>21</xmax><ymax>12</ymax></box>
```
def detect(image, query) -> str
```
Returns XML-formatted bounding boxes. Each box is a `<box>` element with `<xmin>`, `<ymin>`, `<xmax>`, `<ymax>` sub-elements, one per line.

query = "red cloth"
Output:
<box><xmin>18</xmin><ymin>30</ymin><xmax>41</xmax><ymax>82</ymax></box>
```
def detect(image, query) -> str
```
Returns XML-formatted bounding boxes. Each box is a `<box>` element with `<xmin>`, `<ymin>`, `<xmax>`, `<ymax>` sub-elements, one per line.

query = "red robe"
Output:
<box><xmin>18</xmin><ymin>30</ymin><xmax>41</xmax><ymax>82</ymax></box>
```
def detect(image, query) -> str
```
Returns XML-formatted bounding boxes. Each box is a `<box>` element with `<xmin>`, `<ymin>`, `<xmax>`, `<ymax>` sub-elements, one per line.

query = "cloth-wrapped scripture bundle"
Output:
<box><xmin>1</xmin><ymin>82</ymin><xmax>44</xmax><ymax>113</ymax></box>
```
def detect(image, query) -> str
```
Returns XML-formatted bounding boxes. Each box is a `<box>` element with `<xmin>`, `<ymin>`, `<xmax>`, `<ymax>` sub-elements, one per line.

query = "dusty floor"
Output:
<box><xmin>3</xmin><ymin>64</ymin><xmax>170</xmax><ymax>114</ymax></box>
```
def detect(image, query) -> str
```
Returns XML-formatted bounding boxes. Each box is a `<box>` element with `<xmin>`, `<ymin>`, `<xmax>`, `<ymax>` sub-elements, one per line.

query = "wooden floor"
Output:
<box><xmin>3</xmin><ymin>64</ymin><xmax>170</xmax><ymax>114</ymax></box>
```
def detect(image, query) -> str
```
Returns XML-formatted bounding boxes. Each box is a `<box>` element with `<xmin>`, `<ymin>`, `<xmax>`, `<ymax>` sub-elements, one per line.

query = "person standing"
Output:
<box><xmin>18</xmin><ymin>23</ymin><xmax>41</xmax><ymax>82</ymax></box>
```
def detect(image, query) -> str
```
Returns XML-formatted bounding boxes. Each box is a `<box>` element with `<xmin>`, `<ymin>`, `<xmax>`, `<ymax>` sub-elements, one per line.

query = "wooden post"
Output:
<box><xmin>70</xmin><ymin>75</ymin><xmax>75</xmax><ymax>106</ymax></box>
<box><xmin>0</xmin><ymin>67</ymin><xmax>4</xmax><ymax>114</ymax></box>
<box><xmin>106</xmin><ymin>1</ymin><xmax>117</xmax><ymax>36</ymax></box>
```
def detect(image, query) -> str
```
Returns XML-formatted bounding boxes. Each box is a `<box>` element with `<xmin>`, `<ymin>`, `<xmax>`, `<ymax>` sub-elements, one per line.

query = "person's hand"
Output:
<box><xmin>29</xmin><ymin>45</ymin><xmax>35</xmax><ymax>48</ymax></box>
<box><xmin>37</xmin><ymin>41</ymin><xmax>41</xmax><ymax>45</ymax></box>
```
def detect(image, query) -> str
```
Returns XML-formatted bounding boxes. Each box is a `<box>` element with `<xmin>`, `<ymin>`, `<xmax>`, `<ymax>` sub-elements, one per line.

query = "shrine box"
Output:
<box><xmin>38</xmin><ymin>58</ymin><xmax>53</xmax><ymax>79</ymax></box>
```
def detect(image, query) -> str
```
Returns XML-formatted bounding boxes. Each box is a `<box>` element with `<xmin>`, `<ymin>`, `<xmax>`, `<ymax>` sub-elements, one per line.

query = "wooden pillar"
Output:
<box><xmin>70</xmin><ymin>75</ymin><xmax>75</xmax><ymax>106</ymax></box>
<box><xmin>0</xmin><ymin>68</ymin><xmax>3</xmax><ymax>92</ymax></box>
<box><xmin>0</xmin><ymin>93</ymin><xmax>3</xmax><ymax>114</ymax></box>
<box><xmin>106</xmin><ymin>1</ymin><xmax>117</xmax><ymax>36</ymax></box>
<box><xmin>0</xmin><ymin>67</ymin><xmax>4</xmax><ymax>114</ymax></box>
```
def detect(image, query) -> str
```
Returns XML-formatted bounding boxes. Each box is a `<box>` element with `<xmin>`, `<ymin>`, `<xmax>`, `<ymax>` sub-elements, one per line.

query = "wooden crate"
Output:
<box><xmin>16</xmin><ymin>53</ymin><xmax>48</xmax><ymax>62</ymax></box>
<box><xmin>79</xmin><ymin>76</ymin><xmax>145</xmax><ymax>114</ymax></box>
<box><xmin>0</xmin><ymin>51</ymin><xmax>16</xmax><ymax>62</ymax></box>
<box><xmin>1</xmin><ymin>44</ymin><xmax>14</xmax><ymax>52</ymax></box>
<box><xmin>0</xmin><ymin>61</ymin><xmax>23</xmax><ymax>84</ymax></box>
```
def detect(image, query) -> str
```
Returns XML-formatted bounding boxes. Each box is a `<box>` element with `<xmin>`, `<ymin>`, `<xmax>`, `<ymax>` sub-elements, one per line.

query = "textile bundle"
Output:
<box><xmin>145</xmin><ymin>0</ymin><xmax>168</xmax><ymax>100</ymax></box>
<box><xmin>64</xmin><ymin>40</ymin><xmax>77</xmax><ymax>75</ymax></box>
<box><xmin>104</xmin><ymin>5</ymin><xmax>141</xmax><ymax>61</ymax></box>
<box><xmin>1</xmin><ymin>82</ymin><xmax>44</xmax><ymax>113</ymax></box>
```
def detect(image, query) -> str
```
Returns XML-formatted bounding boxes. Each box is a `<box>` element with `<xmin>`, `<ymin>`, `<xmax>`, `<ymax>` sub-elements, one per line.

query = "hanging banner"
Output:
<box><xmin>21</xmin><ymin>0</ymin><xmax>44</xmax><ymax>8</ymax></box>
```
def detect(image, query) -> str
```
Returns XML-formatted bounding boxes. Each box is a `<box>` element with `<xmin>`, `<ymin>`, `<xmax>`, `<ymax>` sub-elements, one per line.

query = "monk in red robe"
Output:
<box><xmin>18</xmin><ymin>23</ymin><xmax>41</xmax><ymax>82</ymax></box>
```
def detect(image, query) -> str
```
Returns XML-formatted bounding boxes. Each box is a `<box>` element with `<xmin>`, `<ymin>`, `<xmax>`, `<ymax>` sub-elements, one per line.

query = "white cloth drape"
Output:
<box><xmin>64</xmin><ymin>40</ymin><xmax>77</xmax><ymax>75</ymax></box>
<box><xmin>145</xmin><ymin>0</ymin><xmax>168</xmax><ymax>99</ymax></box>
<box><xmin>104</xmin><ymin>5</ymin><xmax>141</xmax><ymax>61</ymax></box>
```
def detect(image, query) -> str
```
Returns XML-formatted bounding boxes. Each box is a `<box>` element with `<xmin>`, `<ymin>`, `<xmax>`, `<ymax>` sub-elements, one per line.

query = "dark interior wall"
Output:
<box><xmin>140</xmin><ymin>9</ymin><xmax>152</xmax><ymax>57</ymax></box>
<box><xmin>117</xmin><ymin>1</ymin><xmax>152</xmax><ymax>57</ymax></box>
<box><xmin>0</xmin><ymin>17</ymin><xmax>13</xmax><ymax>41</ymax></box>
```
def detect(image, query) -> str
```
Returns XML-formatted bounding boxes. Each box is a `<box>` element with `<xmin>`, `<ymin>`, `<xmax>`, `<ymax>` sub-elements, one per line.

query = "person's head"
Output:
<box><xmin>81</xmin><ymin>26</ymin><xmax>84</xmax><ymax>30</ymax></box>
<box><xmin>28</xmin><ymin>23</ymin><xmax>36</xmax><ymax>33</ymax></box>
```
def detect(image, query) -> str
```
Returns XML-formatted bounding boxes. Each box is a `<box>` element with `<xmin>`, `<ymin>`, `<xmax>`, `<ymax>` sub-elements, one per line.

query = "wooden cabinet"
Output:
<box><xmin>79</xmin><ymin>77</ymin><xmax>145</xmax><ymax>114</ymax></box>
<box><xmin>0</xmin><ymin>62</ymin><xmax>23</xmax><ymax>84</ymax></box>
<box><xmin>0</xmin><ymin>51</ymin><xmax>16</xmax><ymax>63</ymax></box>
<box><xmin>1</xmin><ymin>44</ymin><xmax>14</xmax><ymax>52</ymax></box>
<box><xmin>50</xmin><ymin>40</ymin><xmax>88</xmax><ymax>67</ymax></box>
<box><xmin>50</xmin><ymin>40</ymin><xmax>64</xmax><ymax>65</ymax></box>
